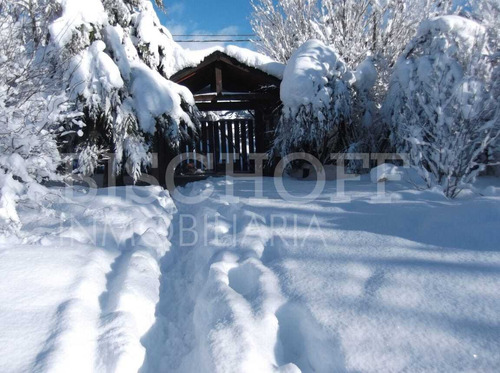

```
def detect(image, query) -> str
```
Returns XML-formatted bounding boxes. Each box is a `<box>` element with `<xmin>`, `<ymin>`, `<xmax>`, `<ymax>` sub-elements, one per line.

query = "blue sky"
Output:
<box><xmin>151</xmin><ymin>0</ymin><xmax>255</xmax><ymax>50</ymax></box>
<box><xmin>151</xmin><ymin>0</ymin><xmax>470</xmax><ymax>50</ymax></box>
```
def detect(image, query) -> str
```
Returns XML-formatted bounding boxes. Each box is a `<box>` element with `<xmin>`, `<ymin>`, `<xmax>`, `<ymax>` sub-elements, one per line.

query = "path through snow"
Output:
<box><xmin>141</xmin><ymin>176</ymin><xmax>500</xmax><ymax>373</ymax></box>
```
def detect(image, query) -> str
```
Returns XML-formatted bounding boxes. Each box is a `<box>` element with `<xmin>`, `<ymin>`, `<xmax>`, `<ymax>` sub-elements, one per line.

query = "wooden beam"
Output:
<box><xmin>175</xmin><ymin>71</ymin><xmax>197</xmax><ymax>84</ymax></box>
<box><xmin>234</xmin><ymin>120</ymin><xmax>241</xmax><ymax>172</ymax></box>
<box><xmin>194</xmin><ymin>93</ymin><xmax>279</xmax><ymax>103</ymax></box>
<box><xmin>196</xmin><ymin>102</ymin><xmax>259</xmax><ymax>111</ymax></box>
<box><xmin>171</xmin><ymin>51</ymin><xmax>224</xmax><ymax>82</ymax></box>
<box><xmin>215</xmin><ymin>66</ymin><xmax>223</xmax><ymax>95</ymax></box>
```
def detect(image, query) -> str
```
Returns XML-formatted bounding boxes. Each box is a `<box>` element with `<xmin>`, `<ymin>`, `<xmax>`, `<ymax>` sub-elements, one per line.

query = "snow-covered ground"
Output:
<box><xmin>0</xmin><ymin>186</ymin><xmax>175</xmax><ymax>373</ymax></box>
<box><xmin>1</xmin><ymin>176</ymin><xmax>500</xmax><ymax>372</ymax></box>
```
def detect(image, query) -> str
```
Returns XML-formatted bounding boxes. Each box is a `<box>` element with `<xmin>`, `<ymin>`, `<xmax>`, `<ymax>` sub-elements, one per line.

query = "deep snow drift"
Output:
<box><xmin>0</xmin><ymin>186</ymin><xmax>175</xmax><ymax>373</ymax></box>
<box><xmin>1</xmin><ymin>176</ymin><xmax>499</xmax><ymax>372</ymax></box>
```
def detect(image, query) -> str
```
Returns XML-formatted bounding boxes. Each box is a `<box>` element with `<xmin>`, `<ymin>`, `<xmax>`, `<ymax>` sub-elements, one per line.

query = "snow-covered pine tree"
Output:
<box><xmin>52</xmin><ymin>0</ymin><xmax>199</xmax><ymax>179</ymax></box>
<box><xmin>273</xmin><ymin>40</ymin><xmax>354</xmax><ymax>164</ymax></box>
<box><xmin>384</xmin><ymin>16</ymin><xmax>500</xmax><ymax>198</ymax></box>
<box><xmin>0</xmin><ymin>0</ymin><xmax>199</xmax><ymax>225</ymax></box>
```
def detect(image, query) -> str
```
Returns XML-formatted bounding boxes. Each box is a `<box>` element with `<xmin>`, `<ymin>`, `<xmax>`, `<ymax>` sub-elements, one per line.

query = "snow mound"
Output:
<box><xmin>370</xmin><ymin>163</ymin><xmax>404</xmax><ymax>183</ymax></box>
<box><xmin>354</xmin><ymin>56</ymin><xmax>377</xmax><ymax>93</ymax></box>
<box><xmin>415</xmin><ymin>15</ymin><xmax>486</xmax><ymax>53</ymax></box>
<box><xmin>0</xmin><ymin>172</ymin><xmax>23</xmax><ymax>223</ymax></box>
<box><xmin>483</xmin><ymin>185</ymin><xmax>500</xmax><ymax>197</ymax></box>
<box><xmin>273</xmin><ymin>39</ymin><xmax>354</xmax><ymax>161</ymax></box>
<box><xmin>0</xmin><ymin>186</ymin><xmax>175</xmax><ymax>373</ymax></box>
<box><xmin>280</xmin><ymin>39</ymin><xmax>353</xmax><ymax>113</ymax></box>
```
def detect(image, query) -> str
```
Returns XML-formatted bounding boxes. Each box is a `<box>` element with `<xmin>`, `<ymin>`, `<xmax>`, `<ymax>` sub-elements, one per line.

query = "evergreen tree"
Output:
<box><xmin>52</xmin><ymin>0</ymin><xmax>199</xmax><ymax>179</ymax></box>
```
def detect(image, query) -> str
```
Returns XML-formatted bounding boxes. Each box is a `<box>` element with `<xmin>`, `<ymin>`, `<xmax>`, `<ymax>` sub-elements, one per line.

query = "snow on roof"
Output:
<box><xmin>171</xmin><ymin>45</ymin><xmax>285</xmax><ymax>80</ymax></box>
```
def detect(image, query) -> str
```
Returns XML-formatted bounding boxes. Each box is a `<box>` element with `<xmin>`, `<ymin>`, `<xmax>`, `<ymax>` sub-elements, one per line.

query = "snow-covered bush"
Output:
<box><xmin>53</xmin><ymin>0</ymin><xmax>199</xmax><ymax>178</ymax></box>
<box><xmin>469</xmin><ymin>0</ymin><xmax>500</xmax><ymax>169</ymax></box>
<box><xmin>384</xmin><ymin>16</ymin><xmax>500</xmax><ymax>198</ymax></box>
<box><xmin>491</xmin><ymin>57</ymin><xmax>500</xmax><ymax>163</ymax></box>
<box><xmin>468</xmin><ymin>0</ymin><xmax>500</xmax><ymax>52</ymax></box>
<box><xmin>0</xmin><ymin>0</ymin><xmax>77</xmax><ymax>225</ymax></box>
<box><xmin>251</xmin><ymin>0</ymin><xmax>457</xmax><ymax>146</ymax></box>
<box><xmin>273</xmin><ymin>40</ymin><xmax>354</xmax><ymax>163</ymax></box>
<box><xmin>250</xmin><ymin>0</ymin><xmax>319</xmax><ymax>63</ymax></box>
<box><xmin>251</xmin><ymin>0</ymin><xmax>455</xmax><ymax>68</ymax></box>
<box><xmin>350</xmin><ymin>55</ymin><xmax>387</xmax><ymax>156</ymax></box>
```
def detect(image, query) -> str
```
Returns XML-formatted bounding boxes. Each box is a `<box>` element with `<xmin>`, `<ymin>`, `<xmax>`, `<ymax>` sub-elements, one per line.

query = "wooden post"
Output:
<box><xmin>219</xmin><ymin>121</ymin><xmax>227</xmax><ymax>171</ymax></box>
<box><xmin>248</xmin><ymin>120</ymin><xmax>255</xmax><ymax>172</ymax></box>
<box><xmin>212</xmin><ymin>121</ymin><xmax>220</xmax><ymax>170</ymax></box>
<box><xmin>201</xmin><ymin>121</ymin><xmax>208</xmax><ymax>170</ymax></box>
<box><xmin>215</xmin><ymin>66</ymin><xmax>223</xmax><ymax>96</ymax></box>
<box><xmin>195</xmin><ymin>126</ymin><xmax>202</xmax><ymax>170</ymax></box>
<box><xmin>227</xmin><ymin>120</ymin><xmax>234</xmax><ymax>155</ymax></box>
<box><xmin>156</xmin><ymin>131</ymin><xmax>167</xmax><ymax>187</ymax></box>
<box><xmin>241</xmin><ymin>120</ymin><xmax>248</xmax><ymax>172</ymax></box>
<box><xmin>255</xmin><ymin>109</ymin><xmax>266</xmax><ymax>154</ymax></box>
<box><xmin>234</xmin><ymin>120</ymin><xmax>241</xmax><ymax>172</ymax></box>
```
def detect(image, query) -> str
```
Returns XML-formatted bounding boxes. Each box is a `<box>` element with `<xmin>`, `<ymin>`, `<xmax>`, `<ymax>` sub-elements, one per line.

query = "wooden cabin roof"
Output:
<box><xmin>170</xmin><ymin>51</ymin><xmax>281</xmax><ymax>112</ymax></box>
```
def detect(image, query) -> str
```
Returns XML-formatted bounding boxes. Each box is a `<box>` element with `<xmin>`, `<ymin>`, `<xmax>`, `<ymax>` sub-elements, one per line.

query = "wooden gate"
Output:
<box><xmin>181</xmin><ymin>119</ymin><xmax>257</xmax><ymax>173</ymax></box>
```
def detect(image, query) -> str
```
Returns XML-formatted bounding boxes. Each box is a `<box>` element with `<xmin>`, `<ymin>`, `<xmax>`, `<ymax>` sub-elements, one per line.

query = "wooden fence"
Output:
<box><xmin>181</xmin><ymin>119</ymin><xmax>257</xmax><ymax>173</ymax></box>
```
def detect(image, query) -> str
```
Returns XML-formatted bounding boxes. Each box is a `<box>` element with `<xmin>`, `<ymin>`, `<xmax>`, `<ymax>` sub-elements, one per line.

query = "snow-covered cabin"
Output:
<box><xmin>169</xmin><ymin>50</ymin><xmax>284</xmax><ymax>175</ymax></box>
